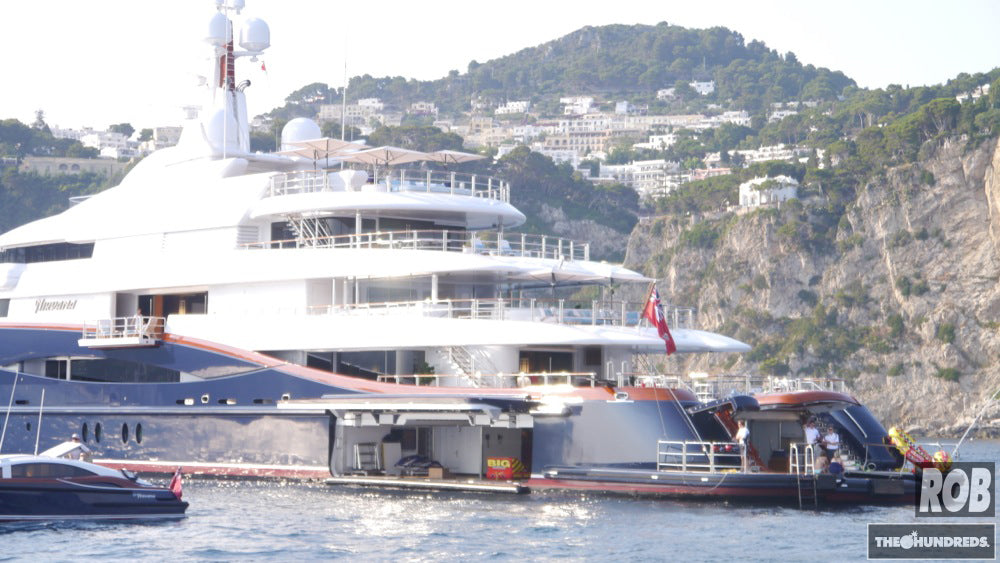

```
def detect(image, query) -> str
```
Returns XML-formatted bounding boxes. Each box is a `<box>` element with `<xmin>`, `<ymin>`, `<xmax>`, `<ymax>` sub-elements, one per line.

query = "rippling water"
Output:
<box><xmin>3</xmin><ymin>440</ymin><xmax>997</xmax><ymax>561</ymax></box>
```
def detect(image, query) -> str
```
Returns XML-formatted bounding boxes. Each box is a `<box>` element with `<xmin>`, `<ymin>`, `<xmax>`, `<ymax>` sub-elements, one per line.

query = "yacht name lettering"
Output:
<box><xmin>34</xmin><ymin>299</ymin><xmax>78</xmax><ymax>313</ymax></box>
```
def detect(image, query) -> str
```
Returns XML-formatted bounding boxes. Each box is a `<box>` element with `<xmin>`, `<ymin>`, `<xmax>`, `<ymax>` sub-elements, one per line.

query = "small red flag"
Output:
<box><xmin>169</xmin><ymin>467</ymin><xmax>183</xmax><ymax>499</ymax></box>
<box><xmin>642</xmin><ymin>284</ymin><xmax>677</xmax><ymax>355</ymax></box>
<box><xmin>261</xmin><ymin>61</ymin><xmax>267</xmax><ymax>72</ymax></box>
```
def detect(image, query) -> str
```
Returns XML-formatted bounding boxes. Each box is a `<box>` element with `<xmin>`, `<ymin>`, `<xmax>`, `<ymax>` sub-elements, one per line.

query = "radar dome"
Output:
<box><xmin>239</xmin><ymin>18</ymin><xmax>270</xmax><ymax>51</ymax></box>
<box><xmin>281</xmin><ymin>118</ymin><xmax>321</xmax><ymax>151</ymax></box>
<box><xmin>206</xmin><ymin>12</ymin><xmax>231</xmax><ymax>46</ymax></box>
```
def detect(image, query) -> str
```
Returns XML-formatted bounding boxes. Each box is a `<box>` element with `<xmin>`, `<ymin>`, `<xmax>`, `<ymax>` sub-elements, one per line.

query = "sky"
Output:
<box><xmin>2</xmin><ymin>0</ymin><xmax>999</xmax><ymax>131</ymax></box>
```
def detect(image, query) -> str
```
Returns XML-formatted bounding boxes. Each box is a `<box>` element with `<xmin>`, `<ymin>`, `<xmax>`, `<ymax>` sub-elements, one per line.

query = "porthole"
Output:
<box><xmin>201</xmin><ymin>394</ymin><xmax>210</xmax><ymax>404</ymax></box>
<box><xmin>135</xmin><ymin>423</ymin><xmax>143</xmax><ymax>444</ymax></box>
<box><xmin>95</xmin><ymin>422</ymin><xmax>102</xmax><ymax>443</ymax></box>
<box><xmin>121</xmin><ymin>423</ymin><xmax>129</xmax><ymax>444</ymax></box>
<box><xmin>281</xmin><ymin>393</ymin><xmax>291</xmax><ymax>401</ymax></box>
<box><xmin>82</xmin><ymin>422</ymin><xmax>89</xmax><ymax>442</ymax></box>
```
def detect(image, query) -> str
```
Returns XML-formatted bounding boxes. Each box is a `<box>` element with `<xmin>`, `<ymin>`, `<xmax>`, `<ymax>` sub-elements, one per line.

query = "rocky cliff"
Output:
<box><xmin>624</xmin><ymin>136</ymin><xmax>1000</xmax><ymax>436</ymax></box>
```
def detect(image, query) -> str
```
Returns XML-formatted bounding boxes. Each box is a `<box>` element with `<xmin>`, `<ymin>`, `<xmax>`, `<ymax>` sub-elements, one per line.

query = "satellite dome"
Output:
<box><xmin>281</xmin><ymin>118</ymin><xmax>321</xmax><ymax>151</ymax></box>
<box><xmin>206</xmin><ymin>12</ymin><xmax>231</xmax><ymax>46</ymax></box>
<box><xmin>239</xmin><ymin>18</ymin><xmax>270</xmax><ymax>52</ymax></box>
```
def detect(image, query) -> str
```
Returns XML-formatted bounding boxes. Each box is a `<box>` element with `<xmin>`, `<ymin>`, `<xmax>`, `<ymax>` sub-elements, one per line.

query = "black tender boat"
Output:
<box><xmin>0</xmin><ymin>442</ymin><xmax>188</xmax><ymax>522</ymax></box>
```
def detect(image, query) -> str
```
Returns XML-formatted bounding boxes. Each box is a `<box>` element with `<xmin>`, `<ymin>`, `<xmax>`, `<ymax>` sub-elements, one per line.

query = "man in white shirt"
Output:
<box><xmin>735</xmin><ymin>420</ymin><xmax>750</xmax><ymax>471</ymax></box>
<box><xmin>822</xmin><ymin>427</ymin><xmax>840</xmax><ymax>460</ymax></box>
<box><xmin>804</xmin><ymin>420</ymin><xmax>820</xmax><ymax>448</ymax></box>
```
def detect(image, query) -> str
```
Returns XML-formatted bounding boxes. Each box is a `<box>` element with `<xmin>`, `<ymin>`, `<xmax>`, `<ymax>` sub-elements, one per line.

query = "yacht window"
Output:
<box><xmin>0</xmin><ymin>242</ymin><xmax>94</xmax><ymax>264</ymax></box>
<box><xmin>70</xmin><ymin>359</ymin><xmax>180</xmax><ymax>383</ymax></box>
<box><xmin>44</xmin><ymin>359</ymin><xmax>68</xmax><ymax>380</ymax></box>
<box><xmin>12</xmin><ymin>463</ymin><xmax>97</xmax><ymax>478</ymax></box>
<box><xmin>0</xmin><ymin>299</ymin><xmax>8</xmax><ymax>317</ymax></box>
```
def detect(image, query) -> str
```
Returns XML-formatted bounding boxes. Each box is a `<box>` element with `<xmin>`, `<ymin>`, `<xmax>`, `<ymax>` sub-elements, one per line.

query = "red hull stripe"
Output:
<box><xmin>97</xmin><ymin>459</ymin><xmax>330</xmax><ymax>479</ymax></box>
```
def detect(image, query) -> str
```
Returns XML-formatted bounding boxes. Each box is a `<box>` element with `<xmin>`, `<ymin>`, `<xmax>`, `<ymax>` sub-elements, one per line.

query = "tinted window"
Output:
<box><xmin>11</xmin><ymin>462</ymin><xmax>96</xmax><ymax>478</ymax></box>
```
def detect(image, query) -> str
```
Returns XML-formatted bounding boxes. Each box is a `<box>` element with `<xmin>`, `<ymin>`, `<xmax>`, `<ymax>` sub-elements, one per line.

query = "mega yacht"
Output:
<box><xmin>0</xmin><ymin>2</ymin><xmax>911</xmax><ymax>502</ymax></box>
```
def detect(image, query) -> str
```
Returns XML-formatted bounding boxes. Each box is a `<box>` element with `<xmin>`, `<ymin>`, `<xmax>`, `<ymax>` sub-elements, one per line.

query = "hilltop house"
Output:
<box><xmin>739</xmin><ymin>175</ymin><xmax>799</xmax><ymax>207</ymax></box>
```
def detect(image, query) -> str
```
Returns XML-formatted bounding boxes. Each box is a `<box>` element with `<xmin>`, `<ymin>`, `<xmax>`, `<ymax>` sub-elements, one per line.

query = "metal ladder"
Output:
<box><xmin>790</xmin><ymin>443</ymin><xmax>818</xmax><ymax>509</ymax></box>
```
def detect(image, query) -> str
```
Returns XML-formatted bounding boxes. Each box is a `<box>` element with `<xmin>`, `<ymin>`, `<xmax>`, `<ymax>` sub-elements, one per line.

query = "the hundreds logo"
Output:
<box><xmin>34</xmin><ymin>299</ymin><xmax>78</xmax><ymax>313</ymax></box>
<box><xmin>874</xmin><ymin>532</ymin><xmax>991</xmax><ymax>549</ymax></box>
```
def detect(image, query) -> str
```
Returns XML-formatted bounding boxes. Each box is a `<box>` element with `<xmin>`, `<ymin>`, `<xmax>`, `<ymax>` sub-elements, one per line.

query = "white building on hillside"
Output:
<box><xmin>656</xmin><ymin>88</ymin><xmax>676</xmax><ymax>100</ymax></box>
<box><xmin>81</xmin><ymin>131</ymin><xmax>139</xmax><ymax>159</ymax></box>
<box><xmin>496</xmin><ymin>101</ymin><xmax>530</xmax><ymax>115</ymax></box>
<box><xmin>633</xmin><ymin>133</ymin><xmax>677</xmax><ymax>150</ymax></box>
<box><xmin>409</xmin><ymin>101</ymin><xmax>438</xmax><ymax>115</ymax></box>
<box><xmin>560</xmin><ymin>96</ymin><xmax>594</xmax><ymax>115</ymax></box>
<box><xmin>739</xmin><ymin>175</ymin><xmax>799</xmax><ymax>207</ymax></box>
<box><xmin>690</xmin><ymin>81</ymin><xmax>715</xmax><ymax>95</ymax></box>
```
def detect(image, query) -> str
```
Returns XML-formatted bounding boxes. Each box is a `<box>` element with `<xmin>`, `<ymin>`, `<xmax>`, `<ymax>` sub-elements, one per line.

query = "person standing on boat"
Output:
<box><xmin>822</xmin><ymin>427</ymin><xmax>840</xmax><ymax>460</ymax></box>
<box><xmin>132</xmin><ymin>308</ymin><xmax>146</xmax><ymax>337</ymax></box>
<box><xmin>69</xmin><ymin>433</ymin><xmax>92</xmax><ymax>462</ymax></box>
<box><xmin>804</xmin><ymin>420</ymin><xmax>820</xmax><ymax>451</ymax></box>
<box><xmin>735</xmin><ymin>420</ymin><xmax>750</xmax><ymax>471</ymax></box>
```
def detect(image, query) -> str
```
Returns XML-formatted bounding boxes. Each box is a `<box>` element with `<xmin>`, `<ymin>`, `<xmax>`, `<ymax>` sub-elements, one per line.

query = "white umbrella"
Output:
<box><xmin>277</xmin><ymin>137</ymin><xmax>367</xmax><ymax>167</ymax></box>
<box><xmin>337</xmin><ymin>146</ymin><xmax>430</xmax><ymax>184</ymax></box>
<box><xmin>423</xmin><ymin>149</ymin><xmax>486</xmax><ymax>166</ymax></box>
<box><xmin>338</xmin><ymin>146</ymin><xmax>429</xmax><ymax>166</ymax></box>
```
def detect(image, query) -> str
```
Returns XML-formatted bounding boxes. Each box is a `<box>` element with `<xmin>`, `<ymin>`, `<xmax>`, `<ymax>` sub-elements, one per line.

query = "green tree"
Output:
<box><xmin>108</xmin><ymin>123</ymin><xmax>135</xmax><ymax>139</ymax></box>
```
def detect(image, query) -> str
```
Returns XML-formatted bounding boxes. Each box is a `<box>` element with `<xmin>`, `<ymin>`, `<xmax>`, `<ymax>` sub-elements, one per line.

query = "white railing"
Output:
<box><xmin>305</xmin><ymin>298</ymin><xmax>697</xmax><ymax>329</ymax></box>
<box><xmin>267</xmin><ymin>169</ymin><xmax>510</xmax><ymax>203</ymax></box>
<box><xmin>242</xmin><ymin>229</ymin><xmax>591</xmax><ymax>262</ymax></box>
<box><xmin>80</xmin><ymin>316</ymin><xmax>165</xmax><ymax>341</ymax></box>
<box><xmin>789</xmin><ymin>443</ymin><xmax>816</xmax><ymax>475</ymax></box>
<box><xmin>633</xmin><ymin>374</ymin><xmax>848</xmax><ymax>399</ymax></box>
<box><xmin>656</xmin><ymin>440</ymin><xmax>743</xmax><ymax>473</ymax></box>
<box><xmin>375</xmin><ymin>371</ymin><xmax>601</xmax><ymax>388</ymax></box>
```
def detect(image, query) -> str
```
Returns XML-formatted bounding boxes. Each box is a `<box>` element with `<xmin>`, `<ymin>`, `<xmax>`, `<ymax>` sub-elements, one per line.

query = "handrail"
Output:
<box><xmin>789</xmin><ymin>443</ymin><xmax>816</xmax><ymax>475</ymax></box>
<box><xmin>303</xmin><ymin>298</ymin><xmax>697</xmax><ymax>329</ymax></box>
<box><xmin>375</xmin><ymin>371</ymin><xmax>601</xmax><ymax>388</ymax></box>
<box><xmin>656</xmin><ymin>440</ymin><xmax>743</xmax><ymax>473</ymax></box>
<box><xmin>640</xmin><ymin>374</ymin><xmax>849</xmax><ymax>399</ymax></box>
<box><xmin>241</xmin><ymin>229</ymin><xmax>591</xmax><ymax>262</ymax></box>
<box><xmin>80</xmin><ymin>316</ymin><xmax>165</xmax><ymax>340</ymax></box>
<box><xmin>267</xmin><ymin>168</ymin><xmax>510</xmax><ymax>203</ymax></box>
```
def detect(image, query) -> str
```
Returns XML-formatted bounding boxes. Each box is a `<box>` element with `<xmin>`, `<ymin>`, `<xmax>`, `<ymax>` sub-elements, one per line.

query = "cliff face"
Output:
<box><xmin>624</xmin><ymin>136</ymin><xmax>1000</xmax><ymax>435</ymax></box>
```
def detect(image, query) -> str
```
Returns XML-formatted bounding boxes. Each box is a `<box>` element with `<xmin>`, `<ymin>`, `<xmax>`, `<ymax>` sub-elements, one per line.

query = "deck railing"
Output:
<box><xmin>241</xmin><ymin>229</ymin><xmax>591</xmax><ymax>262</ymax></box>
<box><xmin>632</xmin><ymin>373</ymin><xmax>847</xmax><ymax>398</ymax></box>
<box><xmin>267</xmin><ymin>169</ymin><xmax>510</xmax><ymax>203</ymax></box>
<box><xmin>656</xmin><ymin>440</ymin><xmax>743</xmax><ymax>473</ymax></box>
<box><xmin>375</xmin><ymin>371</ymin><xmax>601</xmax><ymax>388</ymax></box>
<box><xmin>80</xmin><ymin>316</ymin><xmax>165</xmax><ymax>341</ymax></box>
<box><xmin>306</xmin><ymin>298</ymin><xmax>697</xmax><ymax>329</ymax></box>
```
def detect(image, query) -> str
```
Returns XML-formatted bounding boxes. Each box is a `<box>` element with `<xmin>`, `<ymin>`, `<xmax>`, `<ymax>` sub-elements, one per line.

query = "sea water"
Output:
<box><xmin>2</xmin><ymin>440</ymin><xmax>997</xmax><ymax>561</ymax></box>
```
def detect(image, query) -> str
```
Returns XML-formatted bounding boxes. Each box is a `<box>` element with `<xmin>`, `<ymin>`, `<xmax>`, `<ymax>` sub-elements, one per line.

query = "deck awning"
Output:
<box><xmin>278</xmin><ymin>393</ymin><xmax>536</xmax><ymax>428</ymax></box>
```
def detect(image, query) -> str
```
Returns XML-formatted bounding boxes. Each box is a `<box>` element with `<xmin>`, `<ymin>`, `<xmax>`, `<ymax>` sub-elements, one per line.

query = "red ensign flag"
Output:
<box><xmin>642</xmin><ymin>284</ymin><xmax>677</xmax><ymax>355</ymax></box>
